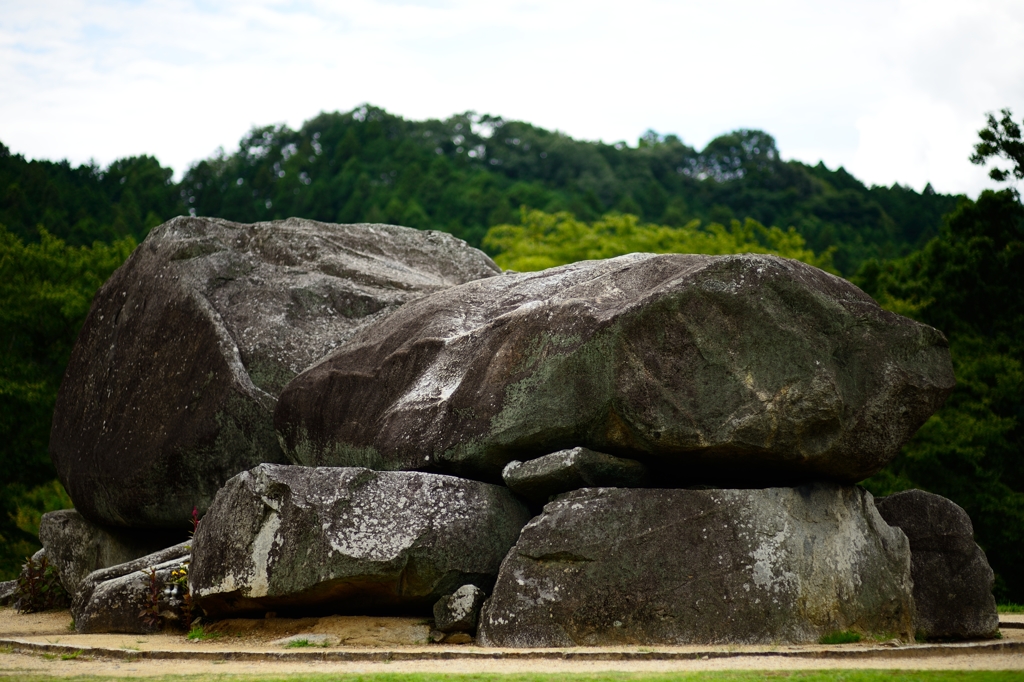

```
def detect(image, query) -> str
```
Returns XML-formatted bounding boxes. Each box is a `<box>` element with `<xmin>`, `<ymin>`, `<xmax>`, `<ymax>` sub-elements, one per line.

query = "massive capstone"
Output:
<box><xmin>478</xmin><ymin>484</ymin><xmax>914</xmax><ymax>646</ymax></box>
<box><xmin>189</xmin><ymin>464</ymin><xmax>531</xmax><ymax>618</ymax></box>
<box><xmin>50</xmin><ymin>217</ymin><xmax>499</xmax><ymax>528</ymax></box>
<box><xmin>275</xmin><ymin>253</ymin><xmax>954</xmax><ymax>484</ymax></box>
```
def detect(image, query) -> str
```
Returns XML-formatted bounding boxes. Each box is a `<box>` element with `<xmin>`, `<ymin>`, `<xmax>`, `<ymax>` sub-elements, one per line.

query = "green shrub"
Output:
<box><xmin>818</xmin><ymin>630</ymin><xmax>862</xmax><ymax>644</ymax></box>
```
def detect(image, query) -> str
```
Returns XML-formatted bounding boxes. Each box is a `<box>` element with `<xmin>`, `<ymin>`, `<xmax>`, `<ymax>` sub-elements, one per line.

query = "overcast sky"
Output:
<box><xmin>2</xmin><ymin>0</ymin><xmax>1023</xmax><ymax>197</ymax></box>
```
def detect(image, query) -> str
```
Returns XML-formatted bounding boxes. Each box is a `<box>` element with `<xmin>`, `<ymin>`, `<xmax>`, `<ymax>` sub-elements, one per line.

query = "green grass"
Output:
<box><xmin>186</xmin><ymin>624</ymin><xmax>223</xmax><ymax>641</ymax></box>
<box><xmin>5</xmin><ymin>672</ymin><xmax>1024</xmax><ymax>682</ymax></box>
<box><xmin>284</xmin><ymin>637</ymin><xmax>330</xmax><ymax>648</ymax></box>
<box><xmin>60</xmin><ymin>650</ymin><xmax>81</xmax><ymax>660</ymax></box>
<box><xmin>817</xmin><ymin>630</ymin><xmax>863</xmax><ymax>644</ymax></box>
<box><xmin>998</xmin><ymin>603</ymin><xmax>1024</xmax><ymax>613</ymax></box>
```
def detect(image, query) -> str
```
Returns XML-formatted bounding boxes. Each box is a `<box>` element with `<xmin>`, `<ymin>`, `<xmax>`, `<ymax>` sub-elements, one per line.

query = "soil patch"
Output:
<box><xmin>1</xmin><ymin>607</ymin><xmax>1022</xmax><ymax>677</ymax></box>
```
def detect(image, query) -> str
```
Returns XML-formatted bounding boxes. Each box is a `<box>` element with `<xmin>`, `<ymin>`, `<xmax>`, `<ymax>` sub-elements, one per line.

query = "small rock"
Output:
<box><xmin>0</xmin><ymin>580</ymin><xmax>17</xmax><ymax>606</ymax></box>
<box><xmin>502</xmin><ymin>448</ymin><xmax>649</xmax><ymax>504</ymax></box>
<box><xmin>74</xmin><ymin>557</ymin><xmax>191</xmax><ymax>634</ymax></box>
<box><xmin>876</xmin><ymin>489</ymin><xmax>999</xmax><ymax>640</ymax></box>
<box><xmin>433</xmin><ymin>584</ymin><xmax>487</xmax><ymax>633</ymax></box>
<box><xmin>73</xmin><ymin>542</ymin><xmax>191</xmax><ymax>634</ymax></box>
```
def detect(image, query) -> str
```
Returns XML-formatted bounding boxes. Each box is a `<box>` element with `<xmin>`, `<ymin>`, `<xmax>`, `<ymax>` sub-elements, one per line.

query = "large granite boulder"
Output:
<box><xmin>50</xmin><ymin>217</ymin><xmax>500</xmax><ymax>528</ymax></box>
<box><xmin>276</xmin><ymin>253</ymin><xmax>954</xmax><ymax>484</ymax></box>
<box><xmin>875</xmin><ymin>489</ymin><xmax>999</xmax><ymax>639</ymax></box>
<box><xmin>189</xmin><ymin>464</ymin><xmax>531</xmax><ymax>618</ymax></box>
<box><xmin>478</xmin><ymin>484</ymin><xmax>914</xmax><ymax>646</ymax></box>
<box><xmin>73</xmin><ymin>542</ymin><xmax>192</xmax><ymax>633</ymax></box>
<box><xmin>39</xmin><ymin>509</ymin><xmax>185</xmax><ymax>597</ymax></box>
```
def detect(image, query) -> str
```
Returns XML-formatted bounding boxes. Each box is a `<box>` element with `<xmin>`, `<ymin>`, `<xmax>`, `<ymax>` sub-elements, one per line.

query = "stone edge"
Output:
<box><xmin>1</xmin><ymin>638</ymin><xmax>1021</xmax><ymax>662</ymax></box>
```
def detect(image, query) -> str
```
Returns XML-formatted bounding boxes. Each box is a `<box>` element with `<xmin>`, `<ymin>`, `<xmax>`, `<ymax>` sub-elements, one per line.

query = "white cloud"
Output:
<box><xmin>1</xmin><ymin>0</ymin><xmax>1022</xmax><ymax>195</ymax></box>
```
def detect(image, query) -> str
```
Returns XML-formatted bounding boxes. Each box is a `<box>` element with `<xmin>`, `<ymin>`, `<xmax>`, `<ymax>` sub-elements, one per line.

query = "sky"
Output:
<box><xmin>2</xmin><ymin>0</ymin><xmax>1023</xmax><ymax>197</ymax></box>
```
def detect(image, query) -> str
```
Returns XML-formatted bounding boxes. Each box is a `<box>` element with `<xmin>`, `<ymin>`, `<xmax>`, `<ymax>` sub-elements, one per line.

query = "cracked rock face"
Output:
<box><xmin>189</xmin><ymin>464</ymin><xmax>531</xmax><ymax>618</ymax></box>
<box><xmin>478</xmin><ymin>484</ymin><xmax>914</xmax><ymax>647</ymax></box>
<box><xmin>50</xmin><ymin>217</ymin><xmax>500</xmax><ymax>528</ymax></box>
<box><xmin>275</xmin><ymin>253</ymin><xmax>954</xmax><ymax>485</ymax></box>
<box><xmin>875</xmin><ymin>489</ymin><xmax>999</xmax><ymax>640</ymax></box>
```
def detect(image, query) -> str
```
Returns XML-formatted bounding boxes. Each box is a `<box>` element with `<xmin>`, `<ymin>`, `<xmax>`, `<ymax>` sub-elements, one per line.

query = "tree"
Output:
<box><xmin>483</xmin><ymin>208</ymin><xmax>836</xmax><ymax>273</ymax></box>
<box><xmin>856</xmin><ymin>188</ymin><xmax>1024</xmax><ymax>602</ymax></box>
<box><xmin>971</xmin><ymin>108</ymin><xmax>1024</xmax><ymax>184</ymax></box>
<box><xmin>0</xmin><ymin>225</ymin><xmax>134</xmax><ymax>578</ymax></box>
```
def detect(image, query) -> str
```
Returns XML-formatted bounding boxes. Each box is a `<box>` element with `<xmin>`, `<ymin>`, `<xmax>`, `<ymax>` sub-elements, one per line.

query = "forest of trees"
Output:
<box><xmin>0</xmin><ymin>106</ymin><xmax>1020</xmax><ymax>602</ymax></box>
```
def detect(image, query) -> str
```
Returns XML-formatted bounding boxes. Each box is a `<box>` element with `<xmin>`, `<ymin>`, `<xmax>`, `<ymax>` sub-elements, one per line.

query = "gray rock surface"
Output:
<box><xmin>0</xmin><ymin>580</ymin><xmax>16</xmax><ymax>606</ymax></box>
<box><xmin>72</xmin><ymin>541</ymin><xmax>191</xmax><ymax>633</ymax></box>
<box><xmin>502</xmin><ymin>448</ymin><xmax>649</xmax><ymax>505</ymax></box>
<box><xmin>39</xmin><ymin>509</ymin><xmax>186</xmax><ymax>597</ymax></box>
<box><xmin>275</xmin><ymin>253</ymin><xmax>954</xmax><ymax>485</ymax></box>
<box><xmin>875</xmin><ymin>489</ymin><xmax>999</xmax><ymax>639</ymax></box>
<box><xmin>74</xmin><ymin>558</ymin><xmax>191</xmax><ymax>634</ymax></box>
<box><xmin>189</xmin><ymin>464</ymin><xmax>531</xmax><ymax>618</ymax></box>
<box><xmin>50</xmin><ymin>216</ymin><xmax>500</xmax><ymax>528</ymax></box>
<box><xmin>478</xmin><ymin>484</ymin><xmax>914</xmax><ymax>646</ymax></box>
<box><xmin>433</xmin><ymin>584</ymin><xmax>487</xmax><ymax>633</ymax></box>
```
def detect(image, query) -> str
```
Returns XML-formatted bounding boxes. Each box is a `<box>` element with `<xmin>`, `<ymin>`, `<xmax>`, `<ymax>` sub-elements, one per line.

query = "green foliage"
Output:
<box><xmin>285</xmin><ymin>638</ymin><xmax>315</xmax><ymax>648</ymax></box>
<box><xmin>173</xmin><ymin>106</ymin><xmax>954</xmax><ymax>275</ymax></box>
<box><xmin>14</xmin><ymin>553</ymin><xmax>70</xmax><ymax>613</ymax></box>
<box><xmin>0</xmin><ymin>143</ymin><xmax>183</xmax><ymax>245</ymax></box>
<box><xmin>858</xmin><ymin>189</ymin><xmax>1024</xmax><ymax>602</ymax></box>
<box><xmin>998</xmin><ymin>603</ymin><xmax>1024</xmax><ymax>613</ymax></box>
<box><xmin>186</xmin><ymin>624</ymin><xmax>222</xmax><ymax>641</ymax></box>
<box><xmin>0</xmin><ymin>224</ymin><xmax>134</xmax><ymax>579</ymax></box>
<box><xmin>10</xmin><ymin>479</ymin><xmax>73</xmax><ymax>538</ymax></box>
<box><xmin>971</xmin><ymin>108</ymin><xmax>1024</xmax><ymax>183</ymax></box>
<box><xmin>483</xmin><ymin>209</ymin><xmax>836</xmax><ymax>273</ymax></box>
<box><xmin>817</xmin><ymin>630</ymin><xmax>862</xmax><ymax>644</ymax></box>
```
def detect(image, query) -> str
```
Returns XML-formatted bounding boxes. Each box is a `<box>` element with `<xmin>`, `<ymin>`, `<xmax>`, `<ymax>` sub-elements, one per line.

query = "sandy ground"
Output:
<box><xmin>0</xmin><ymin>608</ymin><xmax>1022</xmax><ymax>677</ymax></box>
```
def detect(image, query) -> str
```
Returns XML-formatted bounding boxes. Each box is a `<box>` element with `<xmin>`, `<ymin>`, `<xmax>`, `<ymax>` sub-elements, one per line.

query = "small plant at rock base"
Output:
<box><xmin>60</xmin><ymin>650</ymin><xmax>81</xmax><ymax>661</ymax></box>
<box><xmin>285</xmin><ymin>638</ymin><xmax>313</xmax><ymax>648</ymax></box>
<box><xmin>818</xmin><ymin>630</ymin><xmax>862</xmax><ymax>644</ymax></box>
<box><xmin>186</xmin><ymin>624</ymin><xmax>222</xmax><ymax>641</ymax></box>
<box><xmin>15</xmin><ymin>554</ymin><xmax>70</xmax><ymax>613</ymax></box>
<box><xmin>138</xmin><ymin>567</ymin><xmax>163</xmax><ymax>630</ymax></box>
<box><xmin>170</xmin><ymin>562</ymin><xmax>195</xmax><ymax>629</ymax></box>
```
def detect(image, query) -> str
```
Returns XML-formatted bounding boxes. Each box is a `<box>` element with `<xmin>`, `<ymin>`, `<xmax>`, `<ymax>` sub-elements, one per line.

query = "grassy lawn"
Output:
<box><xmin>3</xmin><ymin>673</ymin><xmax>1024</xmax><ymax>682</ymax></box>
<box><xmin>998</xmin><ymin>604</ymin><xmax>1024</xmax><ymax>613</ymax></box>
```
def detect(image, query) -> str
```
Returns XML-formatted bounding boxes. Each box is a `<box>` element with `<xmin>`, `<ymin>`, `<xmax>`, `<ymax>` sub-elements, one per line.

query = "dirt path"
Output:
<box><xmin>1</xmin><ymin>609</ymin><xmax>1022</xmax><ymax>677</ymax></box>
